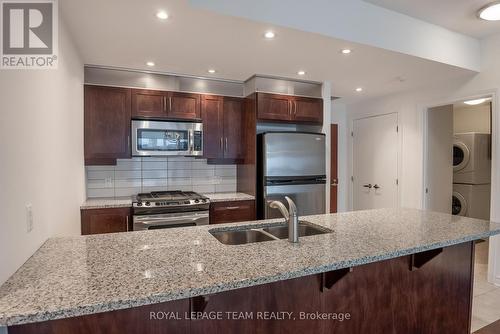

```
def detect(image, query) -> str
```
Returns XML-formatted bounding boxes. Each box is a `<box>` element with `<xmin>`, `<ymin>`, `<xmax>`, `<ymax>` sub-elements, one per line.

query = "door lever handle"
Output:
<box><xmin>363</xmin><ymin>184</ymin><xmax>372</xmax><ymax>189</ymax></box>
<box><xmin>373</xmin><ymin>184</ymin><xmax>380</xmax><ymax>189</ymax></box>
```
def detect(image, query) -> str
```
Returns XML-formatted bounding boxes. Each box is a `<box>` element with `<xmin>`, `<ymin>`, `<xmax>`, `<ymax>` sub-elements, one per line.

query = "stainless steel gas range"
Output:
<box><xmin>132</xmin><ymin>191</ymin><xmax>210</xmax><ymax>231</ymax></box>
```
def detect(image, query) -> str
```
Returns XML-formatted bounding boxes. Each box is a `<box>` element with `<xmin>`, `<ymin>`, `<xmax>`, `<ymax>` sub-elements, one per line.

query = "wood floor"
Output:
<box><xmin>474</xmin><ymin>319</ymin><xmax>500</xmax><ymax>334</ymax></box>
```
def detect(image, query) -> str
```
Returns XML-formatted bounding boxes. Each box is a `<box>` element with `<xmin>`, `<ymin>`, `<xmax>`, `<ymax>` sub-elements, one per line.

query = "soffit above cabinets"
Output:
<box><xmin>85</xmin><ymin>67</ymin><xmax>323</xmax><ymax>99</ymax></box>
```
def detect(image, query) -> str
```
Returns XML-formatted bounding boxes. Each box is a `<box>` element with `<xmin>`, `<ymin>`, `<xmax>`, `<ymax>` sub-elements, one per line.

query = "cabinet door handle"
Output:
<box><xmin>169</xmin><ymin>96</ymin><xmax>172</xmax><ymax>112</ymax></box>
<box><xmin>219</xmin><ymin>137</ymin><xmax>223</xmax><ymax>151</ymax></box>
<box><xmin>126</xmin><ymin>216</ymin><xmax>129</xmax><ymax>232</ymax></box>
<box><xmin>293</xmin><ymin>101</ymin><xmax>297</xmax><ymax>116</ymax></box>
<box><xmin>225</xmin><ymin>206</ymin><xmax>241</xmax><ymax>210</ymax></box>
<box><xmin>225</xmin><ymin>138</ymin><xmax>228</xmax><ymax>153</ymax></box>
<box><xmin>363</xmin><ymin>184</ymin><xmax>372</xmax><ymax>189</ymax></box>
<box><xmin>163</xmin><ymin>96</ymin><xmax>167</xmax><ymax>112</ymax></box>
<box><xmin>373</xmin><ymin>184</ymin><xmax>381</xmax><ymax>189</ymax></box>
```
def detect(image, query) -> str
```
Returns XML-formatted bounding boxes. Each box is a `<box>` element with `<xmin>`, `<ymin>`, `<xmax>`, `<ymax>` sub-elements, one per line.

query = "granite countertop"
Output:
<box><xmin>80</xmin><ymin>192</ymin><xmax>255</xmax><ymax>209</ymax></box>
<box><xmin>1</xmin><ymin>208</ymin><xmax>499</xmax><ymax>326</ymax></box>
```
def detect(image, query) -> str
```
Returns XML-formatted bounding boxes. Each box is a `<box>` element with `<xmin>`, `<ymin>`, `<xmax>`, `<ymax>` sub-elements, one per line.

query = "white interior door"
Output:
<box><xmin>425</xmin><ymin>105</ymin><xmax>453</xmax><ymax>213</ymax></box>
<box><xmin>353</xmin><ymin>113</ymin><xmax>398</xmax><ymax>210</ymax></box>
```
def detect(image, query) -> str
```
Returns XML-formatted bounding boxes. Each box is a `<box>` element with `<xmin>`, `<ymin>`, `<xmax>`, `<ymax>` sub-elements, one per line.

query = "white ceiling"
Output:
<box><xmin>61</xmin><ymin>0</ymin><xmax>476</xmax><ymax>102</ymax></box>
<box><xmin>364</xmin><ymin>0</ymin><xmax>500</xmax><ymax>38</ymax></box>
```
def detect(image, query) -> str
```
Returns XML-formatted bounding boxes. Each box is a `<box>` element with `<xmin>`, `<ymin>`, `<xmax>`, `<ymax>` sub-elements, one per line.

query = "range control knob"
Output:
<box><xmin>194</xmin><ymin>199</ymin><xmax>200</xmax><ymax>203</ymax></box>
<box><xmin>137</xmin><ymin>202</ymin><xmax>143</xmax><ymax>207</ymax></box>
<box><xmin>145</xmin><ymin>202</ymin><xmax>151</xmax><ymax>206</ymax></box>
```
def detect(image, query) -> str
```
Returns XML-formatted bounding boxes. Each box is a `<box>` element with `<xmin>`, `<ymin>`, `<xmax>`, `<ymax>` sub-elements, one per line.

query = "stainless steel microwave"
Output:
<box><xmin>131</xmin><ymin>120</ymin><xmax>203</xmax><ymax>156</ymax></box>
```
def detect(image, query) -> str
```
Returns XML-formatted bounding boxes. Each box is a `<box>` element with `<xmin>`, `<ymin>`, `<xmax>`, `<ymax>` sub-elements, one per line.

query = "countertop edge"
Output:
<box><xmin>2</xmin><ymin>230</ymin><xmax>498</xmax><ymax>327</ymax></box>
<box><xmin>80</xmin><ymin>193</ymin><xmax>256</xmax><ymax>210</ymax></box>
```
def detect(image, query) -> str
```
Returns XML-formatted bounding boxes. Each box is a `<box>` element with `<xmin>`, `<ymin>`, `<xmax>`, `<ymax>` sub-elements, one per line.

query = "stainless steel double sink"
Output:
<box><xmin>210</xmin><ymin>221</ymin><xmax>331</xmax><ymax>245</ymax></box>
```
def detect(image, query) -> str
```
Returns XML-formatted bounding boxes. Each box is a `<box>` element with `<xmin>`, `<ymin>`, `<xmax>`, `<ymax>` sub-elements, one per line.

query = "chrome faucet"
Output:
<box><xmin>269</xmin><ymin>196</ymin><xmax>299</xmax><ymax>243</ymax></box>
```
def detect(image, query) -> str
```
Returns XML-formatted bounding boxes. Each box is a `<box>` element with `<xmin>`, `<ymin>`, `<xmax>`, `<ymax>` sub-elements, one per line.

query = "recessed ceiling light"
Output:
<box><xmin>464</xmin><ymin>97</ymin><xmax>491</xmax><ymax>105</ymax></box>
<box><xmin>264</xmin><ymin>31</ymin><xmax>275</xmax><ymax>39</ymax></box>
<box><xmin>297</xmin><ymin>70</ymin><xmax>306</xmax><ymax>76</ymax></box>
<box><xmin>146</xmin><ymin>61</ymin><xmax>155</xmax><ymax>67</ymax></box>
<box><xmin>356</xmin><ymin>87</ymin><xmax>363</xmax><ymax>92</ymax></box>
<box><xmin>207</xmin><ymin>69</ymin><xmax>216</xmax><ymax>74</ymax></box>
<box><xmin>478</xmin><ymin>2</ymin><xmax>500</xmax><ymax>21</ymax></box>
<box><xmin>156</xmin><ymin>10</ymin><xmax>169</xmax><ymax>20</ymax></box>
<box><xmin>341</xmin><ymin>49</ymin><xmax>352</xmax><ymax>54</ymax></box>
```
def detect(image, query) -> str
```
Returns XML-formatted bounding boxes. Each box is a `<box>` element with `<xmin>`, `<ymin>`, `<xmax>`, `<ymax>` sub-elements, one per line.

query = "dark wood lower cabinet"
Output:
<box><xmin>80</xmin><ymin>208</ymin><xmax>131</xmax><ymax>235</ymax></box>
<box><xmin>209</xmin><ymin>200</ymin><xmax>256</xmax><ymax>224</ymax></box>
<box><xmin>10</xmin><ymin>242</ymin><xmax>474</xmax><ymax>334</ymax></box>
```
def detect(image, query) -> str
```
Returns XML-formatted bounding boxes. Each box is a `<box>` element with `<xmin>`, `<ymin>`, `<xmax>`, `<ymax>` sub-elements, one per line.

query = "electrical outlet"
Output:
<box><xmin>26</xmin><ymin>204</ymin><xmax>33</xmax><ymax>233</ymax></box>
<box><xmin>105</xmin><ymin>177</ymin><xmax>113</xmax><ymax>188</ymax></box>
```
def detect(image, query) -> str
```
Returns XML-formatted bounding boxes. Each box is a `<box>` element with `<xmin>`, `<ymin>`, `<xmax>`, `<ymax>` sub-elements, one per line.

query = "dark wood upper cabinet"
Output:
<box><xmin>132</xmin><ymin>90</ymin><xmax>200</xmax><ymax>120</ymax></box>
<box><xmin>256</xmin><ymin>92</ymin><xmax>323</xmax><ymax>124</ymax></box>
<box><xmin>131</xmin><ymin>89</ymin><xmax>167</xmax><ymax>118</ymax></box>
<box><xmin>201</xmin><ymin>95</ymin><xmax>224</xmax><ymax>159</ymax></box>
<box><xmin>202</xmin><ymin>95</ymin><xmax>244</xmax><ymax>161</ymax></box>
<box><xmin>293</xmin><ymin>96</ymin><xmax>323</xmax><ymax>124</ymax></box>
<box><xmin>81</xmin><ymin>208</ymin><xmax>131</xmax><ymax>235</ymax></box>
<box><xmin>257</xmin><ymin>93</ymin><xmax>292</xmax><ymax>122</ymax></box>
<box><xmin>223</xmin><ymin>98</ymin><xmax>244</xmax><ymax>160</ymax></box>
<box><xmin>169</xmin><ymin>92</ymin><xmax>201</xmax><ymax>120</ymax></box>
<box><xmin>84</xmin><ymin>85</ymin><xmax>131</xmax><ymax>165</ymax></box>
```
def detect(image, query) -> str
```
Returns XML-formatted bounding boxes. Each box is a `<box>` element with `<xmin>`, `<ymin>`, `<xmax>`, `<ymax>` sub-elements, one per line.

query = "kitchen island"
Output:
<box><xmin>1</xmin><ymin>208</ymin><xmax>499</xmax><ymax>333</ymax></box>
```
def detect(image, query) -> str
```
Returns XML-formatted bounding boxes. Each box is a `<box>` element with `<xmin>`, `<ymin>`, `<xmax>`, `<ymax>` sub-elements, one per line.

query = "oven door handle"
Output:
<box><xmin>134</xmin><ymin>213</ymin><xmax>209</xmax><ymax>225</ymax></box>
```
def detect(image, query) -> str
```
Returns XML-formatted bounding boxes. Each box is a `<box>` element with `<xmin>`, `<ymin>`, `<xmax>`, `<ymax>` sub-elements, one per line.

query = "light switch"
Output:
<box><xmin>26</xmin><ymin>203</ymin><xmax>33</xmax><ymax>233</ymax></box>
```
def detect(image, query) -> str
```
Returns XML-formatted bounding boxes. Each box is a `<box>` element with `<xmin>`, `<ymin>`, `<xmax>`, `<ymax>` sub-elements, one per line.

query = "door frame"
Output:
<box><xmin>330</xmin><ymin>124</ymin><xmax>338</xmax><ymax>213</ymax></box>
<box><xmin>349</xmin><ymin>112</ymin><xmax>402</xmax><ymax>210</ymax></box>
<box><xmin>421</xmin><ymin>89</ymin><xmax>500</xmax><ymax>286</ymax></box>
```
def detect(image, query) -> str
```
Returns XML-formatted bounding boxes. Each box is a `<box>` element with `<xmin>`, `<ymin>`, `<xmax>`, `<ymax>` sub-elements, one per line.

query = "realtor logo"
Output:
<box><xmin>1</xmin><ymin>0</ymin><xmax>58</xmax><ymax>69</ymax></box>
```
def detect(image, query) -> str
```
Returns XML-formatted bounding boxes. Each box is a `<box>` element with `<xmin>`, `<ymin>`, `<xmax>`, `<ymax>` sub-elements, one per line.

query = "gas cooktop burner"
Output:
<box><xmin>133</xmin><ymin>191</ymin><xmax>210</xmax><ymax>210</ymax></box>
<box><xmin>137</xmin><ymin>191</ymin><xmax>206</xmax><ymax>201</ymax></box>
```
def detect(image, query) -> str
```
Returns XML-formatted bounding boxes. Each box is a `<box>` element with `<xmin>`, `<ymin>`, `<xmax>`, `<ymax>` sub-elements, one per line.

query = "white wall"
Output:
<box><xmin>345</xmin><ymin>32</ymin><xmax>500</xmax><ymax>286</ymax></box>
<box><xmin>331</xmin><ymin>102</ymin><xmax>349</xmax><ymax>212</ymax></box>
<box><xmin>454</xmin><ymin>103</ymin><xmax>491</xmax><ymax>134</ymax></box>
<box><xmin>0</xmin><ymin>19</ymin><xmax>85</xmax><ymax>285</ymax></box>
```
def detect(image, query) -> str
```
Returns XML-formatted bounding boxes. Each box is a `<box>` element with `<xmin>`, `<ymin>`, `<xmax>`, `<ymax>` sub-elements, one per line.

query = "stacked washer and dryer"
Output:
<box><xmin>452</xmin><ymin>133</ymin><xmax>491</xmax><ymax>219</ymax></box>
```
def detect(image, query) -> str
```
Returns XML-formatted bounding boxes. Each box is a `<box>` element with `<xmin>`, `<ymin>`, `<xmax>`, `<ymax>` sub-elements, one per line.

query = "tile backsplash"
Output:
<box><xmin>86</xmin><ymin>157</ymin><xmax>237</xmax><ymax>198</ymax></box>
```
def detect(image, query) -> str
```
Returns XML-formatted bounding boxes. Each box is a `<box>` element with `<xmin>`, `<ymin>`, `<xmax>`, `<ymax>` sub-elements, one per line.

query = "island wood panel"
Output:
<box><xmin>190</xmin><ymin>273</ymin><xmax>323</xmax><ymax>334</ymax></box>
<box><xmin>322</xmin><ymin>241</ymin><xmax>474</xmax><ymax>334</ymax></box>
<box><xmin>84</xmin><ymin>86</ymin><xmax>132</xmax><ymax>165</ymax></box>
<box><xmin>9</xmin><ymin>299</ymin><xmax>190</xmax><ymax>334</ymax></box>
<box><xmin>9</xmin><ymin>242</ymin><xmax>473</xmax><ymax>334</ymax></box>
<box><xmin>80</xmin><ymin>208</ymin><xmax>131</xmax><ymax>235</ymax></box>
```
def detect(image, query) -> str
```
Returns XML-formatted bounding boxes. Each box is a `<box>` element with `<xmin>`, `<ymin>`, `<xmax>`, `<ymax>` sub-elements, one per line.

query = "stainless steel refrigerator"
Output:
<box><xmin>258</xmin><ymin>132</ymin><xmax>326</xmax><ymax>219</ymax></box>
